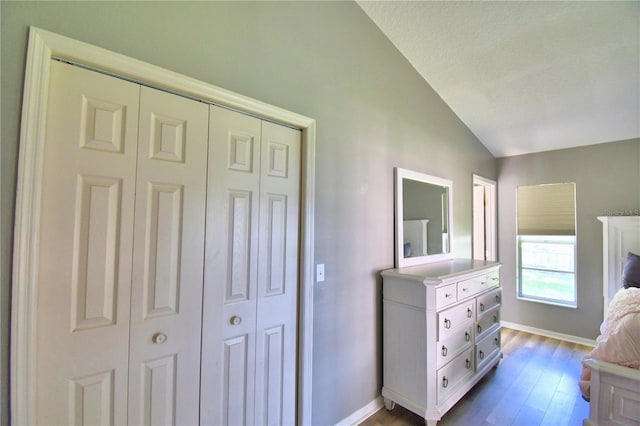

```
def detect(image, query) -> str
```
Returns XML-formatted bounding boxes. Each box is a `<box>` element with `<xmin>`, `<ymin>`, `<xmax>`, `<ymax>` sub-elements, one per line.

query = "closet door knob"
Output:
<box><xmin>152</xmin><ymin>333</ymin><xmax>167</xmax><ymax>344</ymax></box>
<box><xmin>230</xmin><ymin>315</ymin><xmax>242</xmax><ymax>326</ymax></box>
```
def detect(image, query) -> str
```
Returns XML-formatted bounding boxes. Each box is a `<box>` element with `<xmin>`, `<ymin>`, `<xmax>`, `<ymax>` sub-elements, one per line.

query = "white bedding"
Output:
<box><xmin>579</xmin><ymin>287</ymin><xmax>640</xmax><ymax>401</ymax></box>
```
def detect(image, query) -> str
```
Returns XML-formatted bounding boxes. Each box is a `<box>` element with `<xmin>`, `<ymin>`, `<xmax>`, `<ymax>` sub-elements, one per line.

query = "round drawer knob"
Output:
<box><xmin>230</xmin><ymin>315</ymin><xmax>242</xmax><ymax>326</ymax></box>
<box><xmin>152</xmin><ymin>332</ymin><xmax>167</xmax><ymax>344</ymax></box>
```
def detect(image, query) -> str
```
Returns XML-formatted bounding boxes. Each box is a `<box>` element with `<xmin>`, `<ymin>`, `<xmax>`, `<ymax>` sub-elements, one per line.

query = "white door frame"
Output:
<box><xmin>472</xmin><ymin>174</ymin><xmax>497</xmax><ymax>262</ymax></box>
<box><xmin>11</xmin><ymin>27</ymin><xmax>316</xmax><ymax>425</ymax></box>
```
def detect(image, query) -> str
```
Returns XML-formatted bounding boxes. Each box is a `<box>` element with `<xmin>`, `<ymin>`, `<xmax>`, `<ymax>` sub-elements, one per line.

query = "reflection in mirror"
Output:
<box><xmin>403</xmin><ymin>179</ymin><xmax>449</xmax><ymax>256</ymax></box>
<box><xmin>395</xmin><ymin>168</ymin><xmax>453</xmax><ymax>268</ymax></box>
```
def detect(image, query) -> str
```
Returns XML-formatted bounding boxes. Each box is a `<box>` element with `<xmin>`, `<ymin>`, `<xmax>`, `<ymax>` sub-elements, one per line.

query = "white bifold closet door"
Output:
<box><xmin>34</xmin><ymin>59</ymin><xmax>300</xmax><ymax>425</ymax></box>
<box><xmin>200</xmin><ymin>106</ymin><xmax>301</xmax><ymax>426</ymax></box>
<box><xmin>36</xmin><ymin>60</ymin><xmax>208</xmax><ymax>425</ymax></box>
<box><xmin>127</xmin><ymin>82</ymin><xmax>208</xmax><ymax>425</ymax></box>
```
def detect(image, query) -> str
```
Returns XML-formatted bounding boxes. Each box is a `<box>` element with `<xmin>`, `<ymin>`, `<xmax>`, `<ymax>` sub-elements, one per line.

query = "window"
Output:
<box><xmin>518</xmin><ymin>235</ymin><xmax>576</xmax><ymax>304</ymax></box>
<box><xmin>516</xmin><ymin>183</ymin><xmax>577</xmax><ymax>307</ymax></box>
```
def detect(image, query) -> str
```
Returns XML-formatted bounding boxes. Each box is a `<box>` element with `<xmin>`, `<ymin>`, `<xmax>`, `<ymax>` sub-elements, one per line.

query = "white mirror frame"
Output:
<box><xmin>395</xmin><ymin>167</ymin><xmax>453</xmax><ymax>268</ymax></box>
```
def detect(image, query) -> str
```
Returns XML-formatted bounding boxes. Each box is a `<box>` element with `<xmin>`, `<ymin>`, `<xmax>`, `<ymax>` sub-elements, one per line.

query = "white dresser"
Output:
<box><xmin>381</xmin><ymin>259</ymin><xmax>502</xmax><ymax>425</ymax></box>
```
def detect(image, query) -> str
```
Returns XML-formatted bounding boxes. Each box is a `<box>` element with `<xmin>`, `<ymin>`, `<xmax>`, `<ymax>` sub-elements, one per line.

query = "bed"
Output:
<box><xmin>583</xmin><ymin>216</ymin><xmax>640</xmax><ymax>426</ymax></box>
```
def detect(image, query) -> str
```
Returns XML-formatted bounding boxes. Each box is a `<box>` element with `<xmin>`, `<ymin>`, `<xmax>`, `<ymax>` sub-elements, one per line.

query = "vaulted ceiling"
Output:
<box><xmin>357</xmin><ymin>1</ymin><xmax>640</xmax><ymax>158</ymax></box>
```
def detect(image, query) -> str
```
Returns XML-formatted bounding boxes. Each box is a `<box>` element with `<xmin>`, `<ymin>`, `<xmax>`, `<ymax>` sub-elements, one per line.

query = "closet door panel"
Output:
<box><xmin>201</xmin><ymin>106</ymin><xmax>262</xmax><ymax>425</ymax></box>
<box><xmin>71</xmin><ymin>175</ymin><xmax>122</xmax><ymax>331</ymax></box>
<box><xmin>254</xmin><ymin>122</ymin><xmax>301</xmax><ymax>426</ymax></box>
<box><xmin>128</xmin><ymin>86</ymin><xmax>208</xmax><ymax>425</ymax></box>
<box><xmin>70</xmin><ymin>370</ymin><xmax>116</xmax><ymax>425</ymax></box>
<box><xmin>227</xmin><ymin>189</ymin><xmax>253</xmax><ymax>302</ymax></box>
<box><xmin>222</xmin><ymin>334</ymin><xmax>252</xmax><ymax>425</ymax></box>
<box><xmin>36</xmin><ymin>60</ymin><xmax>140</xmax><ymax>425</ymax></box>
<box><xmin>140</xmin><ymin>355</ymin><xmax>177</xmax><ymax>425</ymax></box>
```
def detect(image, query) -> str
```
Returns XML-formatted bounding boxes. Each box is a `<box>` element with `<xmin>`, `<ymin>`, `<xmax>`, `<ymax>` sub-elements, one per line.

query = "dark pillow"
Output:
<box><xmin>622</xmin><ymin>252</ymin><xmax>640</xmax><ymax>289</ymax></box>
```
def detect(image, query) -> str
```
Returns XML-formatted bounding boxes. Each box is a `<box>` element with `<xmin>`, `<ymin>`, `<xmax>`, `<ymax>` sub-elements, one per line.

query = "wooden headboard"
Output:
<box><xmin>598</xmin><ymin>216</ymin><xmax>640</xmax><ymax>318</ymax></box>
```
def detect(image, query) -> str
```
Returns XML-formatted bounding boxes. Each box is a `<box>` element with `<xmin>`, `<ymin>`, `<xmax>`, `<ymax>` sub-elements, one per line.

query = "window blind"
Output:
<box><xmin>517</xmin><ymin>183</ymin><xmax>576</xmax><ymax>235</ymax></box>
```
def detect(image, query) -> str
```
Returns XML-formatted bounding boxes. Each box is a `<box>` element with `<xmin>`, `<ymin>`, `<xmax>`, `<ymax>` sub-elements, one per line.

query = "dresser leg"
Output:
<box><xmin>426</xmin><ymin>420</ymin><xmax>438</xmax><ymax>426</ymax></box>
<box><xmin>383</xmin><ymin>397</ymin><xmax>395</xmax><ymax>410</ymax></box>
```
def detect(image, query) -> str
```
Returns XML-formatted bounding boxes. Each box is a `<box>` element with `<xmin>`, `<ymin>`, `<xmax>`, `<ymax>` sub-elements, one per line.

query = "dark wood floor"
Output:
<box><xmin>360</xmin><ymin>328</ymin><xmax>593</xmax><ymax>426</ymax></box>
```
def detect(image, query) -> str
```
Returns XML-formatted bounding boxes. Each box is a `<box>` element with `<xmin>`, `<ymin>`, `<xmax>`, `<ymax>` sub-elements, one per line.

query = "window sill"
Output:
<box><xmin>516</xmin><ymin>295</ymin><xmax>578</xmax><ymax>309</ymax></box>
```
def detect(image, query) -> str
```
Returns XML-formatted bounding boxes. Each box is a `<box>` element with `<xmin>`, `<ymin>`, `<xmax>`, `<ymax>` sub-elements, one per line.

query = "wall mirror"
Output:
<box><xmin>395</xmin><ymin>167</ymin><xmax>453</xmax><ymax>267</ymax></box>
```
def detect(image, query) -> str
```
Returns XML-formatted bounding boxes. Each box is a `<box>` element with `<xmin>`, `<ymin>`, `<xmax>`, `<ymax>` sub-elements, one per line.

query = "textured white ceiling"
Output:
<box><xmin>357</xmin><ymin>1</ymin><xmax>640</xmax><ymax>158</ymax></box>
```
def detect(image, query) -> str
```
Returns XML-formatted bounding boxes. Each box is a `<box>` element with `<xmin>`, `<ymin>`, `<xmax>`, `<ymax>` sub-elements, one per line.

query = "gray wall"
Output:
<box><xmin>1</xmin><ymin>1</ymin><xmax>496</xmax><ymax>424</ymax></box>
<box><xmin>497</xmin><ymin>139</ymin><xmax>640</xmax><ymax>340</ymax></box>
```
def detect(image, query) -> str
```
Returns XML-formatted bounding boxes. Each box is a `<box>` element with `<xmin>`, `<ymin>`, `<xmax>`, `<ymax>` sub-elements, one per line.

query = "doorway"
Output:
<box><xmin>472</xmin><ymin>174</ymin><xmax>497</xmax><ymax>261</ymax></box>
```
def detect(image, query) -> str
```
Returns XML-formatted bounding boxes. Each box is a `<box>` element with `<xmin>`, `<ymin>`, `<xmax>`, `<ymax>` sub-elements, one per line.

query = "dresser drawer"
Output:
<box><xmin>437</xmin><ymin>348</ymin><xmax>474</xmax><ymax>404</ymax></box>
<box><xmin>438</xmin><ymin>300</ymin><xmax>475</xmax><ymax>340</ymax></box>
<box><xmin>487</xmin><ymin>268</ymin><xmax>500</xmax><ymax>285</ymax></box>
<box><xmin>436</xmin><ymin>283</ymin><xmax>457</xmax><ymax>308</ymax></box>
<box><xmin>476</xmin><ymin>309</ymin><xmax>500</xmax><ymax>340</ymax></box>
<box><xmin>437</xmin><ymin>324</ymin><xmax>473</xmax><ymax>368</ymax></box>
<box><xmin>476</xmin><ymin>328</ymin><xmax>501</xmax><ymax>371</ymax></box>
<box><xmin>477</xmin><ymin>288</ymin><xmax>501</xmax><ymax>316</ymax></box>
<box><xmin>457</xmin><ymin>274</ymin><xmax>489</xmax><ymax>299</ymax></box>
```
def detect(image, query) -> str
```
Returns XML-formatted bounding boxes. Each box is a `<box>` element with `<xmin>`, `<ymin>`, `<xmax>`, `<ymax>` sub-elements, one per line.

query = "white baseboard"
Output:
<box><xmin>335</xmin><ymin>396</ymin><xmax>384</xmax><ymax>426</ymax></box>
<box><xmin>501</xmin><ymin>321</ymin><xmax>596</xmax><ymax>347</ymax></box>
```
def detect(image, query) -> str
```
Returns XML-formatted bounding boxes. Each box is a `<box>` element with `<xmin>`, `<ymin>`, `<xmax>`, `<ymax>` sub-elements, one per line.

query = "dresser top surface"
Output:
<box><xmin>381</xmin><ymin>259</ymin><xmax>500</xmax><ymax>284</ymax></box>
